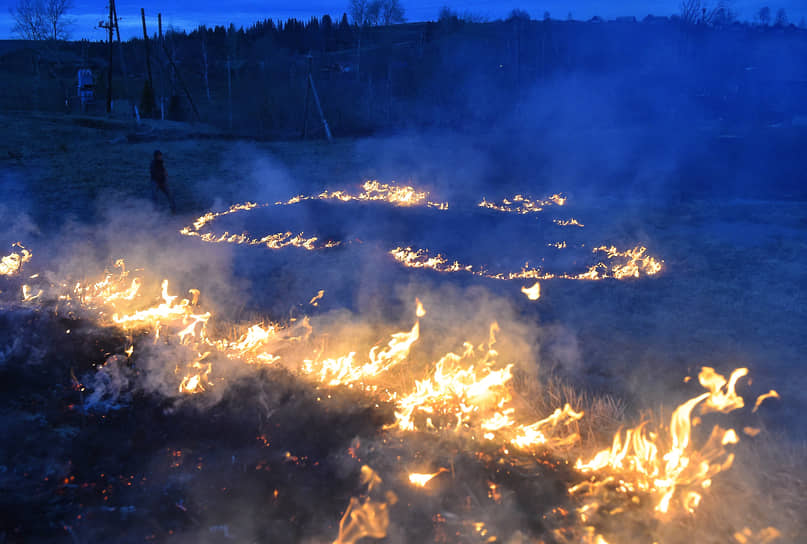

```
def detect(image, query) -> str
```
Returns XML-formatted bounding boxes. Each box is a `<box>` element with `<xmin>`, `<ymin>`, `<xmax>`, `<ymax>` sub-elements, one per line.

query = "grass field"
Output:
<box><xmin>1</xmin><ymin>111</ymin><xmax>805</xmax><ymax>542</ymax></box>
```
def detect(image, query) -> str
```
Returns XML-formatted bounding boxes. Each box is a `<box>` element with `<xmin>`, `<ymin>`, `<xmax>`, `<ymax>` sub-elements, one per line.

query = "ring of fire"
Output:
<box><xmin>179</xmin><ymin>181</ymin><xmax>665</xmax><ymax>299</ymax></box>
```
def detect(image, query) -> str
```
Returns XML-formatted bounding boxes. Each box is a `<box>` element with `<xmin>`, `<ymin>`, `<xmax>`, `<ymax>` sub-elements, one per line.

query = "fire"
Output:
<box><xmin>334</xmin><ymin>465</ymin><xmax>397</xmax><ymax>544</ymax></box>
<box><xmin>478</xmin><ymin>193</ymin><xmax>566</xmax><ymax>215</ymax></box>
<box><xmin>553</xmin><ymin>218</ymin><xmax>585</xmax><ymax>227</ymax></box>
<box><xmin>510</xmin><ymin>404</ymin><xmax>584</xmax><ymax>449</ymax></box>
<box><xmin>572</xmin><ymin>367</ymin><xmax>751</xmax><ymax>516</ymax></box>
<box><xmin>752</xmin><ymin>390</ymin><xmax>780</xmax><ymax>412</ymax></box>
<box><xmin>276</xmin><ymin>180</ymin><xmax>448</xmax><ymax>209</ymax></box>
<box><xmin>309</xmin><ymin>290</ymin><xmax>325</xmax><ymax>306</ymax></box>
<box><xmin>408</xmin><ymin>468</ymin><xmax>448</xmax><ymax>487</ymax></box>
<box><xmin>22</xmin><ymin>284</ymin><xmax>42</xmax><ymax>301</ymax></box>
<box><xmin>390</xmin><ymin>244</ymin><xmax>663</xmax><ymax>282</ymax></box>
<box><xmin>8</xmin><ymin>232</ymin><xmax>784</xmax><ymax>542</ymax></box>
<box><xmin>521</xmin><ymin>282</ymin><xmax>541</xmax><ymax>300</ymax></box>
<box><xmin>303</xmin><ymin>303</ymin><xmax>422</xmax><ymax>387</ymax></box>
<box><xmin>592</xmin><ymin>245</ymin><xmax>663</xmax><ymax>279</ymax></box>
<box><xmin>180</xmin><ymin>202</ymin><xmax>339</xmax><ymax>250</ymax></box>
<box><xmin>0</xmin><ymin>243</ymin><xmax>32</xmax><ymax>276</ymax></box>
<box><xmin>178</xmin><ymin>354</ymin><xmax>212</xmax><ymax>394</ymax></box>
<box><xmin>178</xmin><ymin>188</ymin><xmax>663</xmax><ymax>299</ymax></box>
<box><xmin>733</xmin><ymin>526</ymin><xmax>781</xmax><ymax>543</ymax></box>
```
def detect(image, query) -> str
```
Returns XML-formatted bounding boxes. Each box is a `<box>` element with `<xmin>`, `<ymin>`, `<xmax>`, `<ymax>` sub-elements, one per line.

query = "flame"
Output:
<box><xmin>390</xmin><ymin>244</ymin><xmax>663</xmax><ymax>282</ymax></box>
<box><xmin>521</xmin><ymin>282</ymin><xmax>541</xmax><ymax>300</ymax></box>
<box><xmin>408</xmin><ymin>468</ymin><xmax>448</xmax><ymax>487</ymax></box>
<box><xmin>0</xmin><ymin>243</ymin><xmax>32</xmax><ymax>276</ymax></box>
<box><xmin>179</xmin><ymin>189</ymin><xmax>663</xmax><ymax>296</ymax></box>
<box><xmin>303</xmin><ymin>304</ymin><xmax>421</xmax><ymax>387</ymax></box>
<box><xmin>553</xmin><ymin>218</ymin><xmax>585</xmax><ymax>227</ymax></box>
<box><xmin>333</xmin><ymin>465</ymin><xmax>397</xmax><ymax>544</ymax></box>
<box><xmin>572</xmin><ymin>367</ymin><xmax>750</xmax><ymax>516</ymax></box>
<box><xmin>22</xmin><ymin>284</ymin><xmax>43</xmax><ymax>301</ymax></box>
<box><xmin>178</xmin><ymin>353</ymin><xmax>212</xmax><ymax>394</ymax></box>
<box><xmin>180</xmin><ymin>202</ymin><xmax>339</xmax><ymax>251</ymax></box>
<box><xmin>277</xmin><ymin>180</ymin><xmax>448</xmax><ymax>209</ymax></box>
<box><xmin>478</xmin><ymin>193</ymin><xmax>566</xmax><ymax>215</ymax></box>
<box><xmin>8</xmin><ymin>248</ymin><xmax>785</xmax><ymax>542</ymax></box>
<box><xmin>752</xmin><ymin>390</ymin><xmax>780</xmax><ymax>413</ymax></box>
<box><xmin>310</xmin><ymin>290</ymin><xmax>325</xmax><ymax>306</ymax></box>
<box><xmin>733</xmin><ymin>526</ymin><xmax>781</xmax><ymax>543</ymax></box>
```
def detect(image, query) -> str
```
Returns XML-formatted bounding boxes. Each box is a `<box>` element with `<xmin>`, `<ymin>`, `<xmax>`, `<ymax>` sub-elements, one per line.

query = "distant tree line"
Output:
<box><xmin>3</xmin><ymin>0</ymin><xmax>807</xmax><ymax>140</ymax></box>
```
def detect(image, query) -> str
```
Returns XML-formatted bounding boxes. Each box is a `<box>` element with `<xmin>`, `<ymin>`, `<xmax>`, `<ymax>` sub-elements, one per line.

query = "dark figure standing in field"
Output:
<box><xmin>150</xmin><ymin>150</ymin><xmax>176</xmax><ymax>213</ymax></box>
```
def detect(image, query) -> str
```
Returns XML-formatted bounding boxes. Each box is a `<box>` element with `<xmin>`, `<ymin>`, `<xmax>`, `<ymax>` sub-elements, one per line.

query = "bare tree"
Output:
<box><xmin>774</xmin><ymin>8</ymin><xmax>788</xmax><ymax>27</ymax></box>
<box><xmin>680</xmin><ymin>0</ymin><xmax>735</xmax><ymax>26</ymax></box>
<box><xmin>11</xmin><ymin>0</ymin><xmax>46</xmax><ymax>40</ymax></box>
<box><xmin>379</xmin><ymin>0</ymin><xmax>405</xmax><ymax>25</ymax></box>
<box><xmin>679</xmin><ymin>0</ymin><xmax>701</xmax><ymax>25</ymax></box>
<box><xmin>757</xmin><ymin>6</ymin><xmax>771</xmax><ymax>26</ymax></box>
<box><xmin>348</xmin><ymin>0</ymin><xmax>371</xmax><ymax>26</ymax></box>
<box><xmin>10</xmin><ymin>0</ymin><xmax>72</xmax><ymax>40</ymax></box>
<box><xmin>43</xmin><ymin>0</ymin><xmax>71</xmax><ymax>39</ymax></box>
<box><xmin>506</xmin><ymin>8</ymin><xmax>530</xmax><ymax>22</ymax></box>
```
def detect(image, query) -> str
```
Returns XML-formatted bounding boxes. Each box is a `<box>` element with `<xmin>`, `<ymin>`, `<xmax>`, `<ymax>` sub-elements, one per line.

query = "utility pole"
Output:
<box><xmin>302</xmin><ymin>55</ymin><xmax>312</xmax><ymax>138</ymax></box>
<box><xmin>158</xmin><ymin>12</ymin><xmax>164</xmax><ymax>119</ymax></box>
<box><xmin>111</xmin><ymin>0</ymin><xmax>132</xmax><ymax>116</ymax></box>
<box><xmin>140</xmin><ymin>8</ymin><xmax>156</xmax><ymax>117</ymax></box>
<box><xmin>105</xmin><ymin>1</ymin><xmax>114</xmax><ymax>112</ymax></box>
<box><xmin>227</xmin><ymin>56</ymin><xmax>233</xmax><ymax>130</ymax></box>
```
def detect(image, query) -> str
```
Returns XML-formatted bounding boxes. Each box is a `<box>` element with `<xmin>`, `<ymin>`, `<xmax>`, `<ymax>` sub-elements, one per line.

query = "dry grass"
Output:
<box><xmin>653</xmin><ymin>434</ymin><xmax>807</xmax><ymax>544</ymax></box>
<box><xmin>512</xmin><ymin>369</ymin><xmax>627</xmax><ymax>445</ymax></box>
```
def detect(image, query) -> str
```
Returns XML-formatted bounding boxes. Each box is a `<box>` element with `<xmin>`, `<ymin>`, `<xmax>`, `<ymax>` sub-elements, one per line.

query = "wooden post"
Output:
<box><xmin>160</xmin><ymin>39</ymin><xmax>201</xmax><ymax>122</ymax></box>
<box><xmin>308</xmin><ymin>71</ymin><xmax>332</xmax><ymax>142</ymax></box>
<box><xmin>106</xmin><ymin>1</ymin><xmax>113</xmax><ymax>113</ymax></box>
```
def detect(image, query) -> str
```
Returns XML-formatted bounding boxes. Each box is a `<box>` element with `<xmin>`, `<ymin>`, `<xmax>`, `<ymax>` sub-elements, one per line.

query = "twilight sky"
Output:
<box><xmin>1</xmin><ymin>1</ymin><xmax>805</xmax><ymax>40</ymax></box>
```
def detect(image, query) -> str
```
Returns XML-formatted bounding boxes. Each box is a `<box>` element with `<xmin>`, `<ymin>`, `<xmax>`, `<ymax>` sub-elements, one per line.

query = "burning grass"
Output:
<box><xmin>0</xmin><ymin>244</ymin><xmax>797</xmax><ymax>543</ymax></box>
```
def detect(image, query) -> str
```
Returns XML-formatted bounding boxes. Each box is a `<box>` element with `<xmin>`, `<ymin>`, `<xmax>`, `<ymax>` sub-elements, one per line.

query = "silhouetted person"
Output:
<box><xmin>150</xmin><ymin>150</ymin><xmax>176</xmax><ymax>213</ymax></box>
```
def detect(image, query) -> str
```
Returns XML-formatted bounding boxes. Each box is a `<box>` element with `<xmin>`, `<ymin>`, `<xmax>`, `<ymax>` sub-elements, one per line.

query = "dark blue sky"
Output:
<box><xmin>1</xmin><ymin>1</ymin><xmax>804</xmax><ymax>39</ymax></box>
